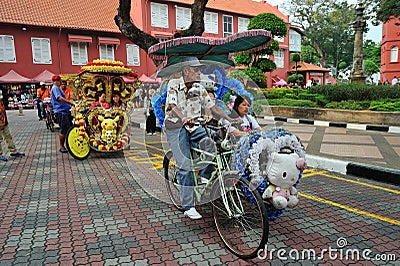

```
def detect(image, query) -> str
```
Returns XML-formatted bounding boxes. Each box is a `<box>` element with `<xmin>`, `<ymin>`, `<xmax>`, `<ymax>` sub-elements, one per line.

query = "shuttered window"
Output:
<box><xmin>176</xmin><ymin>6</ymin><xmax>191</xmax><ymax>30</ymax></box>
<box><xmin>127</xmin><ymin>44</ymin><xmax>140</xmax><ymax>66</ymax></box>
<box><xmin>99</xmin><ymin>44</ymin><xmax>114</xmax><ymax>61</ymax></box>
<box><xmin>204</xmin><ymin>12</ymin><xmax>218</xmax><ymax>34</ymax></box>
<box><xmin>390</xmin><ymin>46</ymin><xmax>398</xmax><ymax>63</ymax></box>
<box><xmin>70</xmin><ymin>42</ymin><xmax>88</xmax><ymax>65</ymax></box>
<box><xmin>223</xmin><ymin>15</ymin><xmax>233</xmax><ymax>37</ymax></box>
<box><xmin>0</xmin><ymin>35</ymin><xmax>16</xmax><ymax>62</ymax></box>
<box><xmin>151</xmin><ymin>2</ymin><xmax>168</xmax><ymax>28</ymax></box>
<box><xmin>238</xmin><ymin>17</ymin><xmax>250</xmax><ymax>32</ymax></box>
<box><xmin>274</xmin><ymin>49</ymin><xmax>285</xmax><ymax>68</ymax></box>
<box><xmin>31</xmin><ymin>38</ymin><xmax>52</xmax><ymax>64</ymax></box>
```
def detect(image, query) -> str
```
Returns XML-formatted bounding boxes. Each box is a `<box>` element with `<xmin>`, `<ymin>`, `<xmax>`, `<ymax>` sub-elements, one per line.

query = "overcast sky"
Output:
<box><xmin>266</xmin><ymin>0</ymin><xmax>382</xmax><ymax>41</ymax></box>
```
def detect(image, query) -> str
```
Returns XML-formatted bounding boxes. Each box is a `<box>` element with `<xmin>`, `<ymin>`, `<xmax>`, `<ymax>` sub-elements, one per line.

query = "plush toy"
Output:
<box><xmin>262</xmin><ymin>152</ymin><xmax>306</xmax><ymax>209</ymax></box>
<box><xmin>98</xmin><ymin>115</ymin><xmax>119</xmax><ymax>144</ymax></box>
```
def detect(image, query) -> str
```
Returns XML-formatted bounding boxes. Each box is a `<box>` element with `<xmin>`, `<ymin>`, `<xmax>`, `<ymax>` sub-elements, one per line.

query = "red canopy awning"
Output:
<box><xmin>98</xmin><ymin>37</ymin><xmax>120</xmax><ymax>45</ymax></box>
<box><xmin>31</xmin><ymin>70</ymin><xmax>55</xmax><ymax>84</ymax></box>
<box><xmin>0</xmin><ymin>70</ymin><xmax>31</xmax><ymax>83</ymax></box>
<box><xmin>68</xmin><ymin>34</ymin><xmax>92</xmax><ymax>43</ymax></box>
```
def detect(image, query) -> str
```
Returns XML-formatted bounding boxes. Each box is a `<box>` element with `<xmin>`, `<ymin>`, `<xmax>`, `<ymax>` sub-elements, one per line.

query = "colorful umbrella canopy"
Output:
<box><xmin>148</xmin><ymin>29</ymin><xmax>272</xmax><ymax>69</ymax></box>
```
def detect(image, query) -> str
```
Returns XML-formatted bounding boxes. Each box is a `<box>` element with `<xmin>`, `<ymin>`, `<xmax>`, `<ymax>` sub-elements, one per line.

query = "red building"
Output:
<box><xmin>380</xmin><ymin>17</ymin><xmax>400</xmax><ymax>84</ymax></box>
<box><xmin>1</xmin><ymin>0</ymin><xmax>294</xmax><ymax>87</ymax></box>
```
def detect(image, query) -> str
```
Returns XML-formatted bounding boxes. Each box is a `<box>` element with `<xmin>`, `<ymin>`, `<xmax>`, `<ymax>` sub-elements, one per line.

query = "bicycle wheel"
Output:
<box><xmin>44</xmin><ymin>109</ymin><xmax>54</xmax><ymax>132</ymax></box>
<box><xmin>212</xmin><ymin>174</ymin><xmax>269</xmax><ymax>259</ymax></box>
<box><xmin>163</xmin><ymin>150</ymin><xmax>185</xmax><ymax>211</ymax></box>
<box><xmin>66</xmin><ymin>126</ymin><xmax>90</xmax><ymax>160</ymax></box>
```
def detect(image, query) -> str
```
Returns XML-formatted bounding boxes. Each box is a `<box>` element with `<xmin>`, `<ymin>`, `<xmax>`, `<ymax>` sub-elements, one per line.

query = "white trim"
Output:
<box><xmin>127</xmin><ymin>44</ymin><xmax>140</xmax><ymax>66</ymax></box>
<box><xmin>0</xmin><ymin>35</ymin><xmax>16</xmax><ymax>63</ymax></box>
<box><xmin>31</xmin><ymin>37</ymin><xmax>52</xmax><ymax>64</ymax></box>
<box><xmin>204</xmin><ymin>11</ymin><xmax>218</xmax><ymax>34</ymax></box>
<box><xmin>223</xmin><ymin>15</ymin><xmax>233</xmax><ymax>37</ymax></box>
<box><xmin>151</xmin><ymin>2</ymin><xmax>169</xmax><ymax>28</ymax></box>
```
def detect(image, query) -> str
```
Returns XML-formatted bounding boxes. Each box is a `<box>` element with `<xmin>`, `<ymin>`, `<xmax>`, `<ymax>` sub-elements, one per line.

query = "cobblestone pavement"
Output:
<box><xmin>0</xmin><ymin>110</ymin><xmax>399</xmax><ymax>265</ymax></box>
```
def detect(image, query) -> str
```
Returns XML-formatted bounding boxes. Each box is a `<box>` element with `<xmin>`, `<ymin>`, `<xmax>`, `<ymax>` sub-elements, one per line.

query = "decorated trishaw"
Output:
<box><xmin>66</xmin><ymin>59</ymin><xmax>139</xmax><ymax>160</ymax></box>
<box><xmin>146</xmin><ymin>30</ymin><xmax>308</xmax><ymax>259</ymax></box>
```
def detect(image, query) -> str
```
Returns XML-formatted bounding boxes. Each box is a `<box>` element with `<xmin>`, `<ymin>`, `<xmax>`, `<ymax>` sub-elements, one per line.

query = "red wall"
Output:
<box><xmin>380</xmin><ymin>18</ymin><xmax>400</xmax><ymax>83</ymax></box>
<box><xmin>0</xmin><ymin>24</ymin><xmax>156</xmax><ymax>79</ymax></box>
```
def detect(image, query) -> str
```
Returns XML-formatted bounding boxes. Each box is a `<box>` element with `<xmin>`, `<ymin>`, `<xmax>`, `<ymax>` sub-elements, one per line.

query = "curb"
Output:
<box><xmin>257</xmin><ymin>115</ymin><xmax>400</xmax><ymax>133</ymax></box>
<box><xmin>306</xmin><ymin>154</ymin><xmax>400</xmax><ymax>186</ymax></box>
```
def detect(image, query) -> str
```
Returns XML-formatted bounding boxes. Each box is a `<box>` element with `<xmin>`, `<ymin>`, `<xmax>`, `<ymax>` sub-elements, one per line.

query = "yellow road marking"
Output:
<box><xmin>299</xmin><ymin>192</ymin><xmax>400</xmax><ymax>226</ymax></box>
<box><xmin>131</xmin><ymin>140</ymin><xmax>166</xmax><ymax>153</ymax></box>
<box><xmin>302</xmin><ymin>170</ymin><xmax>327</xmax><ymax>178</ymax></box>
<box><xmin>318</xmin><ymin>172</ymin><xmax>400</xmax><ymax>195</ymax></box>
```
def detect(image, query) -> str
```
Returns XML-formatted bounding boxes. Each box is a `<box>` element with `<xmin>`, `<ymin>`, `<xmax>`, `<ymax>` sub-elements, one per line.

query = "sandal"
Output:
<box><xmin>59</xmin><ymin>148</ymin><xmax>68</xmax><ymax>153</ymax></box>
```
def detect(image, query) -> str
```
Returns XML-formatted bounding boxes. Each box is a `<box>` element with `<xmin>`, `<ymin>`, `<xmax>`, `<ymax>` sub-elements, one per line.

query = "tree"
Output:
<box><xmin>115</xmin><ymin>0</ymin><xmax>210</xmax><ymax>62</ymax></box>
<box><xmin>371</xmin><ymin>0</ymin><xmax>400</xmax><ymax>24</ymax></box>
<box><xmin>233</xmin><ymin>13</ymin><xmax>287</xmax><ymax>87</ymax></box>
<box><xmin>285</xmin><ymin>0</ymin><xmax>354</xmax><ymax>68</ymax></box>
<box><xmin>363</xmin><ymin>40</ymin><xmax>381</xmax><ymax>83</ymax></box>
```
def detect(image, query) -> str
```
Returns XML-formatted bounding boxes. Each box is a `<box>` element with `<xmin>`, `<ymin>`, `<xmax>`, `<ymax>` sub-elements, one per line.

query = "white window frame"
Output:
<box><xmin>289</xmin><ymin>30</ymin><xmax>301</xmax><ymax>52</ymax></box>
<box><xmin>176</xmin><ymin>6</ymin><xmax>191</xmax><ymax>30</ymax></box>
<box><xmin>274</xmin><ymin>49</ymin><xmax>284</xmax><ymax>68</ymax></box>
<box><xmin>390</xmin><ymin>46</ymin><xmax>398</xmax><ymax>63</ymax></box>
<box><xmin>238</xmin><ymin>17</ymin><xmax>250</xmax><ymax>32</ymax></box>
<box><xmin>223</xmin><ymin>15</ymin><xmax>233</xmax><ymax>37</ymax></box>
<box><xmin>127</xmin><ymin>44</ymin><xmax>140</xmax><ymax>66</ymax></box>
<box><xmin>0</xmin><ymin>35</ymin><xmax>16</xmax><ymax>63</ymax></box>
<box><xmin>31</xmin><ymin>37</ymin><xmax>52</xmax><ymax>64</ymax></box>
<box><xmin>204</xmin><ymin>11</ymin><xmax>218</xmax><ymax>34</ymax></box>
<box><xmin>99</xmin><ymin>43</ymin><xmax>115</xmax><ymax>61</ymax></box>
<box><xmin>151</xmin><ymin>2</ymin><xmax>169</xmax><ymax>28</ymax></box>
<box><xmin>70</xmin><ymin>42</ymin><xmax>88</xmax><ymax>65</ymax></box>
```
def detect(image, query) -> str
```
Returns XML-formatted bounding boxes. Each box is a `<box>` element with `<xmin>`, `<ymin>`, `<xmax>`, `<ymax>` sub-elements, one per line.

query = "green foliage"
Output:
<box><xmin>247</xmin><ymin>13</ymin><xmax>288</xmax><ymax>37</ymax></box>
<box><xmin>338</xmin><ymin>62</ymin><xmax>347</xmax><ymax>69</ymax></box>
<box><xmin>266</xmin><ymin>99</ymin><xmax>317</xmax><ymax>108</ymax></box>
<box><xmin>227</xmin><ymin>70</ymin><xmax>248</xmax><ymax>82</ymax></box>
<box><xmin>363</xmin><ymin>40</ymin><xmax>381</xmax><ymax>79</ymax></box>
<box><xmin>243</xmin><ymin>67</ymin><xmax>267</xmax><ymax>87</ymax></box>
<box><xmin>288</xmin><ymin>0</ymin><xmax>355</xmax><ymax>68</ymax></box>
<box><xmin>325</xmin><ymin>100</ymin><xmax>364</xmax><ymax>110</ymax></box>
<box><xmin>257</xmin><ymin>58</ymin><xmax>277</xmax><ymax>72</ymax></box>
<box><xmin>374</xmin><ymin>0</ymin><xmax>400</xmax><ymax>23</ymax></box>
<box><xmin>291</xmin><ymin>53</ymin><xmax>301</xmax><ymax>63</ymax></box>
<box><xmin>369</xmin><ymin>99</ymin><xmax>400</xmax><ymax>112</ymax></box>
<box><xmin>233</xmin><ymin>53</ymin><xmax>252</xmax><ymax>66</ymax></box>
<box><xmin>308</xmin><ymin>84</ymin><xmax>400</xmax><ymax>102</ymax></box>
<box><xmin>262</xmin><ymin>86</ymin><xmax>400</xmax><ymax>111</ymax></box>
<box><xmin>287</xmin><ymin>74</ymin><xmax>304</xmax><ymax>85</ymax></box>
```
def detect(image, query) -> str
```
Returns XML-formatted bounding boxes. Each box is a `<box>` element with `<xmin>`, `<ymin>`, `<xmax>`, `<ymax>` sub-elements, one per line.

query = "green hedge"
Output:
<box><xmin>307</xmin><ymin>84</ymin><xmax>400</xmax><ymax>102</ymax></box>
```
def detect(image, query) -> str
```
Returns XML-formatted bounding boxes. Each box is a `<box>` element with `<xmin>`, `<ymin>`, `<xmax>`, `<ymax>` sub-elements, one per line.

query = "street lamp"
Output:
<box><xmin>349</xmin><ymin>1</ymin><xmax>367</xmax><ymax>84</ymax></box>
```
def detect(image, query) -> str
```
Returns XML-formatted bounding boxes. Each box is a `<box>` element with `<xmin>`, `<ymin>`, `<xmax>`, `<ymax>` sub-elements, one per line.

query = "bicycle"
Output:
<box><xmin>163</xmin><ymin>118</ymin><xmax>269</xmax><ymax>259</ymax></box>
<box><xmin>43</xmin><ymin>98</ymin><xmax>55</xmax><ymax>132</ymax></box>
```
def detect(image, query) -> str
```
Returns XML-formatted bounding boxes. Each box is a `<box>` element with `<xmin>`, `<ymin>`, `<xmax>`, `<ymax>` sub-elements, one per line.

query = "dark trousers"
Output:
<box><xmin>146</xmin><ymin>110</ymin><xmax>156</xmax><ymax>133</ymax></box>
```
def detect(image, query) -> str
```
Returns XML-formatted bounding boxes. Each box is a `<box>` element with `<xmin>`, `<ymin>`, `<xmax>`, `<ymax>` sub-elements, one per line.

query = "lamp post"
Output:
<box><xmin>350</xmin><ymin>1</ymin><xmax>366</xmax><ymax>84</ymax></box>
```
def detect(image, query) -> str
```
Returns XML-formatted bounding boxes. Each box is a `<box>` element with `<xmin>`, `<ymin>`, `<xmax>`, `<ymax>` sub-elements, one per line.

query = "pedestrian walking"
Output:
<box><xmin>144</xmin><ymin>87</ymin><xmax>156</xmax><ymax>135</ymax></box>
<box><xmin>0</xmin><ymin>92</ymin><xmax>25</xmax><ymax>161</ymax></box>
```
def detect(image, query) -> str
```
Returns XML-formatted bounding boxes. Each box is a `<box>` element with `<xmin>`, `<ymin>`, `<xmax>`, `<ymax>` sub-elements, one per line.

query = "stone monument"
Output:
<box><xmin>350</xmin><ymin>1</ymin><xmax>366</xmax><ymax>84</ymax></box>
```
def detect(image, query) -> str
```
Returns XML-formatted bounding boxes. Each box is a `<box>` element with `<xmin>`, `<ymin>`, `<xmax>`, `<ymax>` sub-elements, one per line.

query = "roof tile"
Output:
<box><xmin>0</xmin><ymin>0</ymin><xmax>287</xmax><ymax>32</ymax></box>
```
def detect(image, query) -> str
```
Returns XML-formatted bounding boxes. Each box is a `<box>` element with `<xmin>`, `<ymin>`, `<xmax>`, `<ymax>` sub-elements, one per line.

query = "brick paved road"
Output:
<box><xmin>0</xmin><ymin>110</ymin><xmax>398</xmax><ymax>265</ymax></box>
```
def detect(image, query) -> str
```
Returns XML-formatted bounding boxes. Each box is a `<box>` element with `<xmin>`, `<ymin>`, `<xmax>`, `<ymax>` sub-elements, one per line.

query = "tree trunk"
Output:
<box><xmin>115</xmin><ymin>0</ymin><xmax>209</xmax><ymax>65</ymax></box>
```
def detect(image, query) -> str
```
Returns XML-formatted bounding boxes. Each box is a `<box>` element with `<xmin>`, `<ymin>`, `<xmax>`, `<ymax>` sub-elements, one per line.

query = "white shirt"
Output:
<box><xmin>229</xmin><ymin>114</ymin><xmax>260</xmax><ymax>133</ymax></box>
<box><xmin>392</xmin><ymin>77</ymin><xmax>399</xmax><ymax>85</ymax></box>
<box><xmin>166</xmin><ymin>77</ymin><xmax>215</xmax><ymax>131</ymax></box>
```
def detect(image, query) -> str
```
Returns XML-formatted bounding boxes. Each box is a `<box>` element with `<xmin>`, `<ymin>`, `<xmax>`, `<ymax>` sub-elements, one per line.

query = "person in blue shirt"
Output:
<box><xmin>50</xmin><ymin>75</ymin><xmax>74</xmax><ymax>153</ymax></box>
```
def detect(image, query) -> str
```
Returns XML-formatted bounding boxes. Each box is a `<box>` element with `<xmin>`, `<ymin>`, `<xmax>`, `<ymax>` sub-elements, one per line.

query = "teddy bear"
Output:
<box><xmin>262</xmin><ymin>151</ymin><xmax>307</xmax><ymax>209</ymax></box>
